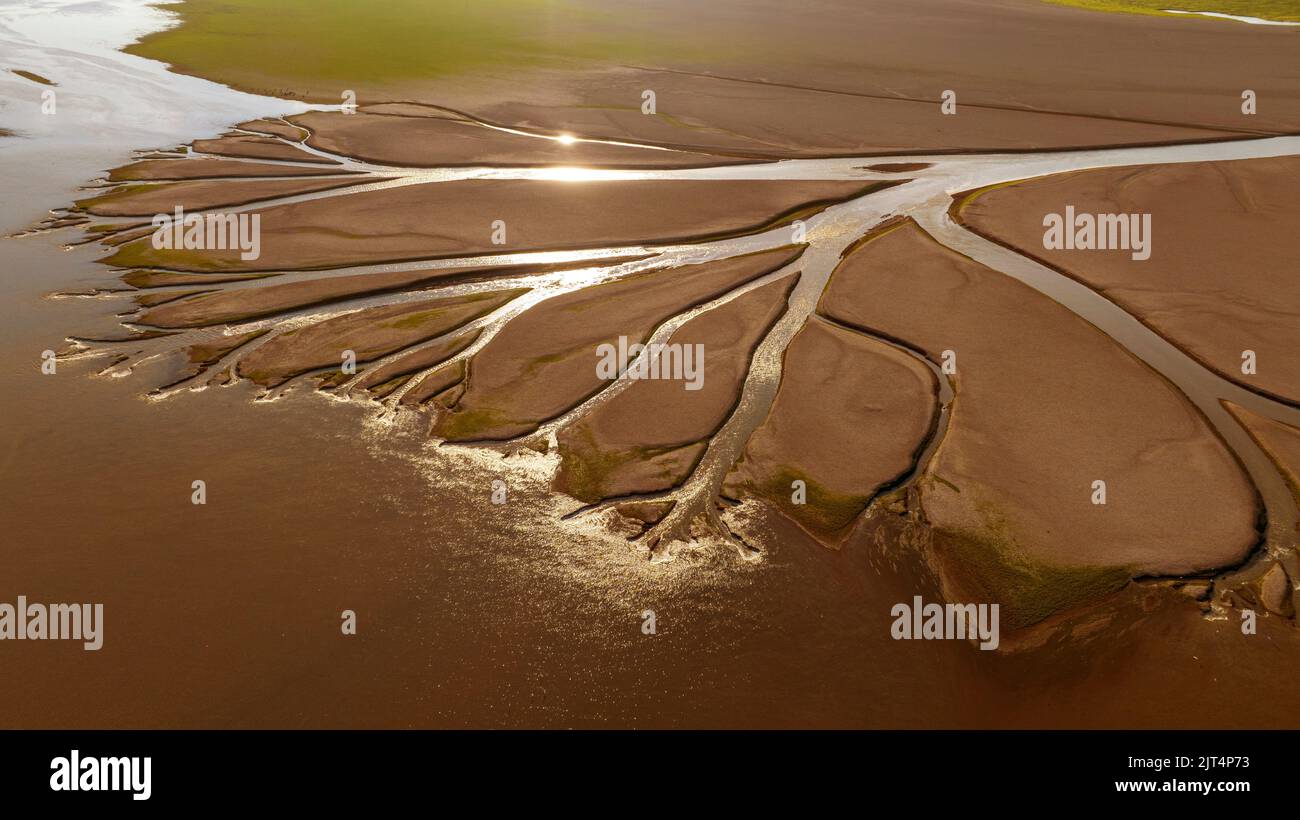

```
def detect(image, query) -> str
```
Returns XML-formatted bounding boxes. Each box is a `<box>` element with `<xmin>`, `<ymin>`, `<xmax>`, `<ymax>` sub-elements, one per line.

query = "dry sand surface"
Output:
<box><xmin>959</xmin><ymin>156</ymin><xmax>1300</xmax><ymax>405</ymax></box>
<box><xmin>433</xmin><ymin>247</ymin><xmax>803</xmax><ymax>441</ymax></box>
<box><xmin>723</xmin><ymin>315</ymin><xmax>939</xmax><ymax>540</ymax></box>
<box><xmin>102</xmin><ymin>179</ymin><xmax>876</xmax><ymax>272</ymax></box>
<box><xmin>553</xmin><ymin>273</ymin><xmax>798</xmax><ymax>502</ymax></box>
<box><xmin>817</xmin><ymin>221</ymin><xmax>1260</xmax><ymax>624</ymax></box>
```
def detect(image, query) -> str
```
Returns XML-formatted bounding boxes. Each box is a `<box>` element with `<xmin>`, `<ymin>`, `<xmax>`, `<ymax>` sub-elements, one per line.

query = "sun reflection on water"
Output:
<box><xmin>530</xmin><ymin>166</ymin><xmax>629</xmax><ymax>182</ymax></box>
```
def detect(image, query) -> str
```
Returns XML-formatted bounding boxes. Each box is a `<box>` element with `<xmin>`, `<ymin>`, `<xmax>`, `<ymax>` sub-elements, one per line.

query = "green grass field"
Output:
<box><xmin>1045</xmin><ymin>0</ymin><xmax>1300</xmax><ymax>21</ymax></box>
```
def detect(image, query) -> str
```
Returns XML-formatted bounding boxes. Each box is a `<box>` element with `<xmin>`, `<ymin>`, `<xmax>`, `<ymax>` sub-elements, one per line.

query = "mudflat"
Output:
<box><xmin>817</xmin><ymin>221</ymin><xmax>1260</xmax><ymax>624</ymax></box>
<box><xmin>433</xmin><ymin>247</ymin><xmax>803</xmax><ymax>441</ymax></box>
<box><xmin>959</xmin><ymin>156</ymin><xmax>1300</xmax><ymax>405</ymax></box>
<box><xmin>722</xmin><ymin>315</ymin><xmax>939</xmax><ymax>540</ymax></box>
<box><xmin>1227</xmin><ymin>403</ymin><xmax>1300</xmax><ymax>506</ymax></box>
<box><xmin>109</xmin><ymin>158</ymin><xmax>359</xmax><ymax>181</ymax></box>
<box><xmin>554</xmin><ymin>273</ymin><xmax>798</xmax><ymax>503</ymax></box>
<box><xmin>76</xmin><ymin>176</ymin><xmax>374</xmax><ymax>217</ymax></box>
<box><xmin>102</xmin><ymin>179</ymin><xmax>875</xmax><ymax>271</ymax></box>
<box><xmin>289</xmin><ymin>109</ymin><xmax>759</xmax><ymax>168</ymax></box>
<box><xmin>128</xmin><ymin>0</ymin><xmax>1300</xmax><ymax>154</ymax></box>
<box><xmin>135</xmin><ymin>258</ymin><xmax>633</xmax><ymax>328</ymax></box>
<box><xmin>192</xmin><ymin>135</ymin><xmax>340</xmax><ymax>164</ymax></box>
<box><xmin>236</xmin><ymin>289</ymin><xmax>524</xmax><ymax>387</ymax></box>
<box><xmin>12</xmin><ymin>0</ymin><xmax>1300</xmax><ymax>734</ymax></box>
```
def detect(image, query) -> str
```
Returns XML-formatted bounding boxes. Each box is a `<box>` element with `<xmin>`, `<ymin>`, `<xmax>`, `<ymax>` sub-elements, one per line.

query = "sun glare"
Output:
<box><xmin>534</xmin><ymin>166</ymin><xmax>617</xmax><ymax>182</ymax></box>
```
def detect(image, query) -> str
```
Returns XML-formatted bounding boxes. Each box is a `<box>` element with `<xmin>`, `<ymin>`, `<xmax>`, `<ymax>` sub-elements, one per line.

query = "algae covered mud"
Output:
<box><xmin>3</xmin><ymin>0</ymin><xmax>1300</xmax><ymax>728</ymax></box>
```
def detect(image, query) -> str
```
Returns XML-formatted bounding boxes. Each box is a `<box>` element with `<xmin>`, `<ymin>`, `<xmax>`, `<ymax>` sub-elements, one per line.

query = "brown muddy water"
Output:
<box><xmin>1</xmin><ymin>0</ymin><xmax>1298</xmax><ymax>728</ymax></box>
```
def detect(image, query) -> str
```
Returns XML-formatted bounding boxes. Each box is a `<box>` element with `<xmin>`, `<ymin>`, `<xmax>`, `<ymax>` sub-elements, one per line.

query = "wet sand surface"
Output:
<box><xmin>235</xmin><ymin>118</ymin><xmax>305</xmax><ymax>142</ymax></box>
<box><xmin>129</xmin><ymin>1</ymin><xmax>1300</xmax><ymax>151</ymax></box>
<box><xmin>9</xmin><ymin>157</ymin><xmax>1300</xmax><ymax>728</ymax></box>
<box><xmin>6</xmin><ymin>281</ymin><xmax>1298</xmax><ymax>728</ymax></box>
<box><xmin>189</xmin><ymin>134</ymin><xmax>341</xmax><ymax>164</ymax></box>
<box><xmin>817</xmin><ymin>222</ymin><xmax>1259</xmax><ymax>623</ymax></box>
<box><xmin>356</xmin><ymin>332</ymin><xmax>480</xmax><ymax>397</ymax></box>
<box><xmin>76</xmin><ymin>175</ymin><xmax>376</xmax><ymax>216</ymax></box>
<box><xmin>3</xmin><ymin>0</ymin><xmax>1300</xmax><ymax>729</ymax></box>
<box><xmin>235</xmin><ymin>289</ymin><xmax>525</xmax><ymax>388</ymax></box>
<box><xmin>133</xmin><ymin>257</ymin><xmax>621</xmax><ymax>328</ymax></box>
<box><xmin>554</xmin><ymin>273</ymin><xmax>799</xmax><ymax>502</ymax></box>
<box><xmin>109</xmin><ymin>158</ymin><xmax>359</xmax><ymax>181</ymax></box>
<box><xmin>289</xmin><ymin>109</ymin><xmax>761</xmax><ymax>168</ymax></box>
<box><xmin>460</xmin><ymin>68</ymin><xmax>1241</xmax><ymax>158</ymax></box>
<box><xmin>959</xmin><ymin>156</ymin><xmax>1300</xmax><ymax>405</ymax></box>
<box><xmin>103</xmin><ymin>179</ymin><xmax>880</xmax><ymax>271</ymax></box>
<box><xmin>433</xmin><ymin>248</ymin><xmax>802</xmax><ymax>441</ymax></box>
<box><xmin>722</xmin><ymin>316</ymin><xmax>939</xmax><ymax>540</ymax></box>
<box><xmin>1228</xmin><ymin>403</ymin><xmax>1300</xmax><ymax>505</ymax></box>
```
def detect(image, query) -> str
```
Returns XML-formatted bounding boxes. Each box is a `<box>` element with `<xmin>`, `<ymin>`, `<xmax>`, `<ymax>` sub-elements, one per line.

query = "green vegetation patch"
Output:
<box><xmin>754</xmin><ymin>466</ymin><xmax>870</xmax><ymax>538</ymax></box>
<box><xmin>936</xmin><ymin>522</ymin><xmax>1132</xmax><ymax>629</ymax></box>
<box><xmin>125</xmin><ymin>0</ymin><xmax>750</xmax><ymax>101</ymax></box>
<box><xmin>314</xmin><ymin>369</ymin><xmax>354</xmax><ymax>388</ymax></box>
<box><xmin>556</xmin><ymin>425</ymin><xmax>701</xmax><ymax>503</ymax></box>
<box><xmin>368</xmin><ymin>373</ymin><xmax>412</xmax><ymax>398</ymax></box>
<box><xmin>12</xmin><ymin>69</ymin><xmax>55</xmax><ymax>85</ymax></box>
<box><xmin>1043</xmin><ymin>0</ymin><xmax>1300</xmax><ymax>22</ymax></box>
<box><xmin>104</xmin><ymin>242</ymin><xmax>247</xmax><ymax>272</ymax></box>
<box><xmin>435</xmin><ymin>405</ymin><xmax>516</xmax><ymax>441</ymax></box>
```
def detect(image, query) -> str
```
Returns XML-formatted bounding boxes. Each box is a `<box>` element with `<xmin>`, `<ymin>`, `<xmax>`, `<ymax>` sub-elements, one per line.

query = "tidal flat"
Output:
<box><xmin>2</xmin><ymin>0</ymin><xmax>1299</xmax><ymax>728</ymax></box>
